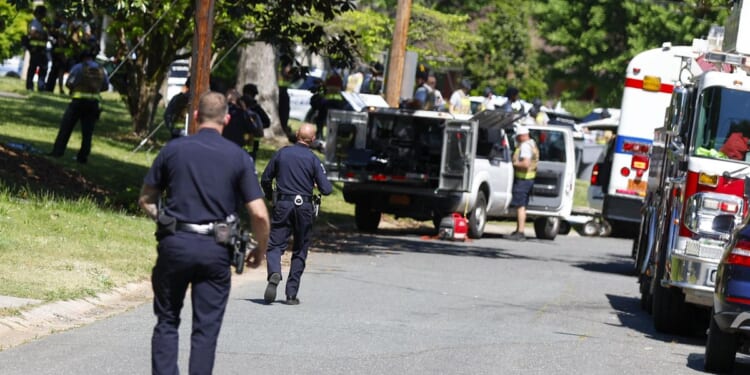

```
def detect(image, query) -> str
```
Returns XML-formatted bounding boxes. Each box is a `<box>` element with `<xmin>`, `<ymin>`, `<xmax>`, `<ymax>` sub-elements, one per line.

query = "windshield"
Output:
<box><xmin>693</xmin><ymin>86</ymin><xmax>750</xmax><ymax>162</ymax></box>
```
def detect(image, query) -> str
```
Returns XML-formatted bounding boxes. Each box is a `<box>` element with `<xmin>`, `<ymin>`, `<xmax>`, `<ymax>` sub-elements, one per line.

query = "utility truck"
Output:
<box><xmin>634</xmin><ymin>3</ymin><xmax>750</xmax><ymax>334</ymax></box>
<box><xmin>323</xmin><ymin>107</ymin><xmax>576</xmax><ymax>240</ymax></box>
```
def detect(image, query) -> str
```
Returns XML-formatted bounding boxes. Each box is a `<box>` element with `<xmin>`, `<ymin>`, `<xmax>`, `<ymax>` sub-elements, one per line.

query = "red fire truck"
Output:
<box><xmin>634</xmin><ymin>7</ymin><xmax>750</xmax><ymax>334</ymax></box>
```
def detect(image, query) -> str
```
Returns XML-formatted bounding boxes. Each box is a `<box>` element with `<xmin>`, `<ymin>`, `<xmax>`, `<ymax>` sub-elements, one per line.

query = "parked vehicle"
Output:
<box><xmin>163</xmin><ymin>60</ymin><xmax>189</xmax><ymax>105</ymax></box>
<box><xmin>288</xmin><ymin>68</ymin><xmax>324</xmax><ymax>122</ymax></box>
<box><xmin>705</xmin><ymin>192</ymin><xmax>750</xmax><ymax>372</ymax></box>
<box><xmin>323</xmin><ymin>108</ymin><xmax>576</xmax><ymax>239</ymax></box>
<box><xmin>634</xmin><ymin>14</ymin><xmax>750</xmax><ymax>335</ymax></box>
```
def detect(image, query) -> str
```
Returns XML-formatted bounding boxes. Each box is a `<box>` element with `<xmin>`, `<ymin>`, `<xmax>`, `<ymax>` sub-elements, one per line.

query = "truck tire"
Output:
<box><xmin>355</xmin><ymin>203</ymin><xmax>381</xmax><ymax>233</ymax></box>
<box><xmin>468</xmin><ymin>191</ymin><xmax>487</xmax><ymax>239</ymax></box>
<box><xmin>704</xmin><ymin>312</ymin><xmax>737</xmax><ymax>373</ymax></box>
<box><xmin>581</xmin><ymin>220</ymin><xmax>600</xmax><ymax>236</ymax></box>
<box><xmin>533</xmin><ymin>217</ymin><xmax>559</xmax><ymax>240</ymax></box>
<box><xmin>651</xmin><ymin>223</ymin><xmax>689</xmax><ymax>334</ymax></box>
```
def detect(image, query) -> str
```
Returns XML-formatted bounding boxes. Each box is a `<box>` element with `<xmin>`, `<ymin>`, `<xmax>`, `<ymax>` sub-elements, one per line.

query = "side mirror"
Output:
<box><xmin>667</xmin><ymin>86</ymin><xmax>689</xmax><ymax>136</ymax></box>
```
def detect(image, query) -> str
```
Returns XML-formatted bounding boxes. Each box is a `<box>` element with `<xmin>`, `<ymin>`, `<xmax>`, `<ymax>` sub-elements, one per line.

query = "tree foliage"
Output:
<box><xmin>0</xmin><ymin>0</ymin><xmax>30</xmax><ymax>60</ymax></box>
<box><xmin>534</xmin><ymin>0</ymin><xmax>729</xmax><ymax>106</ymax></box>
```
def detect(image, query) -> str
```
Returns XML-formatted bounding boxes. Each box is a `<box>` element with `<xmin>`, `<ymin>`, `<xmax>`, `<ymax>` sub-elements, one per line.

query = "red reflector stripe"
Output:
<box><xmin>624</xmin><ymin>78</ymin><xmax>674</xmax><ymax>94</ymax></box>
<box><xmin>726</xmin><ymin>296</ymin><xmax>750</xmax><ymax>305</ymax></box>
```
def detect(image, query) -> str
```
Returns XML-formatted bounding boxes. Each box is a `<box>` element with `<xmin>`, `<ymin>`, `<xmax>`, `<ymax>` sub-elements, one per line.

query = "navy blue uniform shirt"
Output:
<box><xmin>144</xmin><ymin>128</ymin><xmax>264</xmax><ymax>223</ymax></box>
<box><xmin>261</xmin><ymin>143</ymin><xmax>333</xmax><ymax>197</ymax></box>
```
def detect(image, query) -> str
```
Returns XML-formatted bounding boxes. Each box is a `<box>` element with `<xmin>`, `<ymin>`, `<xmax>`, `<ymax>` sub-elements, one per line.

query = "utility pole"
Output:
<box><xmin>385</xmin><ymin>0</ymin><xmax>412</xmax><ymax>107</ymax></box>
<box><xmin>188</xmin><ymin>0</ymin><xmax>216</xmax><ymax>134</ymax></box>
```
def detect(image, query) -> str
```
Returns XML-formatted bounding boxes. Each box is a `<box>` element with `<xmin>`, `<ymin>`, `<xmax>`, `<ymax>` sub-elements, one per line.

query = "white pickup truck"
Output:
<box><xmin>324</xmin><ymin>108</ymin><xmax>576</xmax><ymax>239</ymax></box>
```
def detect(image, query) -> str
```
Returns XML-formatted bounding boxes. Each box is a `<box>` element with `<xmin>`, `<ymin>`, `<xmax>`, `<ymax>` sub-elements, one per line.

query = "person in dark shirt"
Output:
<box><xmin>260</xmin><ymin>123</ymin><xmax>334</xmax><ymax>305</ymax></box>
<box><xmin>138</xmin><ymin>91</ymin><xmax>270</xmax><ymax>374</ymax></box>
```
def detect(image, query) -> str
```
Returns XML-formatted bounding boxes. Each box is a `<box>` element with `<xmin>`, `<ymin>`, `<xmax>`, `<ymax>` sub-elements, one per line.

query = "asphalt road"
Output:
<box><xmin>1</xmin><ymin>224</ymin><xmax>749</xmax><ymax>374</ymax></box>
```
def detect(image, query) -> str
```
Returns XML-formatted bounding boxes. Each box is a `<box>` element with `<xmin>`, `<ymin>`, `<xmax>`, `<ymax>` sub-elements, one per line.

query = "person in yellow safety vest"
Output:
<box><xmin>508</xmin><ymin>125</ymin><xmax>539</xmax><ymax>241</ymax></box>
<box><xmin>448</xmin><ymin>79</ymin><xmax>472</xmax><ymax>115</ymax></box>
<box><xmin>25</xmin><ymin>5</ymin><xmax>49</xmax><ymax>91</ymax></box>
<box><xmin>48</xmin><ymin>50</ymin><xmax>109</xmax><ymax>164</ymax></box>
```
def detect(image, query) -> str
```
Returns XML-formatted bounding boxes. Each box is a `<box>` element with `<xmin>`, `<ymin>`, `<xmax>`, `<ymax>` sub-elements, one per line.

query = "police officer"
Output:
<box><xmin>312</xmin><ymin>73</ymin><xmax>348</xmax><ymax>147</ymax></box>
<box><xmin>138</xmin><ymin>92</ymin><xmax>270</xmax><ymax>375</ymax></box>
<box><xmin>25</xmin><ymin>5</ymin><xmax>48</xmax><ymax>91</ymax></box>
<box><xmin>261</xmin><ymin>123</ymin><xmax>333</xmax><ymax>305</ymax></box>
<box><xmin>48</xmin><ymin>49</ymin><xmax>108</xmax><ymax>164</ymax></box>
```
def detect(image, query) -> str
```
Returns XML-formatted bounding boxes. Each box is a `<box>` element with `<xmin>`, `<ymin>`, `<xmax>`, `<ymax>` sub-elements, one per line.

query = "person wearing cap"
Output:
<box><xmin>509</xmin><ymin>125</ymin><xmax>539</xmax><ymax>241</ymax></box>
<box><xmin>449</xmin><ymin>79</ymin><xmax>472</xmax><ymax>115</ymax></box>
<box><xmin>48</xmin><ymin>49</ymin><xmax>109</xmax><ymax>164</ymax></box>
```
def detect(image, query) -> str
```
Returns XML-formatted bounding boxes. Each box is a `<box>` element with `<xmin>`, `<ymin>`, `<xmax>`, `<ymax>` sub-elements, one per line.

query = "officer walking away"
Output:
<box><xmin>508</xmin><ymin>125</ymin><xmax>539</xmax><ymax>241</ymax></box>
<box><xmin>25</xmin><ymin>5</ymin><xmax>49</xmax><ymax>92</ymax></box>
<box><xmin>48</xmin><ymin>50</ymin><xmax>108</xmax><ymax>164</ymax></box>
<box><xmin>138</xmin><ymin>92</ymin><xmax>270</xmax><ymax>375</ymax></box>
<box><xmin>261</xmin><ymin>123</ymin><xmax>333</xmax><ymax>305</ymax></box>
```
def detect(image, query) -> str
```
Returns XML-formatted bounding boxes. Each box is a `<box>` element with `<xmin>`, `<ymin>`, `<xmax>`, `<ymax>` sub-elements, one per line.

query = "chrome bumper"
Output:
<box><xmin>665</xmin><ymin>251</ymin><xmax>718</xmax><ymax>307</ymax></box>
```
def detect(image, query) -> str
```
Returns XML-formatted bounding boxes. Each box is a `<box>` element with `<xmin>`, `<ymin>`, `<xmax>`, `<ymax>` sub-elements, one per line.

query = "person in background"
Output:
<box><xmin>501</xmin><ymin>87</ymin><xmax>523</xmax><ymax>113</ymax></box>
<box><xmin>277</xmin><ymin>56</ymin><xmax>296</xmax><ymax>142</ymax></box>
<box><xmin>361</xmin><ymin>62</ymin><xmax>384</xmax><ymax>95</ymax></box>
<box><xmin>481</xmin><ymin>87</ymin><xmax>495</xmax><ymax>111</ymax></box>
<box><xmin>138</xmin><ymin>91</ymin><xmax>270</xmax><ymax>375</ymax></box>
<box><xmin>261</xmin><ymin>123</ymin><xmax>333</xmax><ymax>305</ymax></box>
<box><xmin>312</xmin><ymin>73</ymin><xmax>348</xmax><ymax>149</ymax></box>
<box><xmin>164</xmin><ymin>79</ymin><xmax>191</xmax><ymax>139</ymax></box>
<box><xmin>508</xmin><ymin>126</ymin><xmax>539</xmax><ymax>241</ymax></box>
<box><xmin>222</xmin><ymin>89</ymin><xmax>257</xmax><ymax>153</ymax></box>
<box><xmin>448</xmin><ymin>79</ymin><xmax>472</xmax><ymax>115</ymax></box>
<box><xmin>25</xmin><ymin>5</ymin><xmax>49</xmax><ymax>92</ymax></box>
<box><xmin>413</xmin><ymin>72</ymin><xmax>436</xmax><ymax>110</ymax></box>
<box><xmin>45</xmin><ymin>11</ymin><xmax>68</xmax><ymax>94</ymax></box>
<box><xmin>241</xmin><ymin>83</ymin><xmax>271</xmax><ymax>160</ymax></box>
<box><xmin>48</xmin><ymin>50</ymin><xmax>109</xmax><ymax>164</ymax></box>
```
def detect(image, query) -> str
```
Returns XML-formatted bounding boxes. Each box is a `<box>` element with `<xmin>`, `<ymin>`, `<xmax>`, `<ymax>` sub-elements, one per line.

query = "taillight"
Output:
<box><xmin>683</xmin><ymin>192</ymin><xmax>744</xmax><ymax>237</ymax></box>
<box><xmin>631</xmin><ymin>155</ymin><xmax>649</xmax><ymax>171</ymax></box>
<box><xmin>620</xmin><ymin>167</ymin><xmax>630</xmax><ymax>177</ymax></box>
<box><xmin>623</xmin><ymin>141</ymin><xmax>650</xmax><ymax>154</ymax></box>
<box><xmin>727</xmin><ymin>240</ymin><xmax>750</xmax><ymax>267</ymax></box>
<box><xmin>591</xmin><ymin>164</ymin><xmax>600</xmax><ymax>185</ymax></box>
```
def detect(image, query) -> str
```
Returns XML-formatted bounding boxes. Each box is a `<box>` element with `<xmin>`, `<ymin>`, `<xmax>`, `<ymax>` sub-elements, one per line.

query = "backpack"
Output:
<box><xmin>245</xmin><ymin>108</ymin><xmax>265</xmax><ymax>138</ymax></box>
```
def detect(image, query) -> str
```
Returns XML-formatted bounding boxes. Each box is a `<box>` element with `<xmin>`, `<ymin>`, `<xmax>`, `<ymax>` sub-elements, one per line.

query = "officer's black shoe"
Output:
<box><xmin>285</xmin><ymin>296</ymin><xmax>300</xmax><ymax>305</ymax></box>
<box><xmin>264</xmin><ymin>273</ymin><xmax>281</xmax><ymax>304</ymax></box>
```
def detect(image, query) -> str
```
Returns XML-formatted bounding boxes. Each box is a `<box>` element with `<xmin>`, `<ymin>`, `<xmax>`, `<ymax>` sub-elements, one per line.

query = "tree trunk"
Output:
<box><xmin>237</xmin><ymin>42</ymin><xmax>285</xmax><ymax>138</ymax></box>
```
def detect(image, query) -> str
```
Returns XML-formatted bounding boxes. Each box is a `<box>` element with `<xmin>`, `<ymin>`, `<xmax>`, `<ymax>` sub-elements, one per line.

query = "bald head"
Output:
<box><xmin>297</xmin><ymin>123</ymin><xmax>316</xmax><ymax>145</ymax></box>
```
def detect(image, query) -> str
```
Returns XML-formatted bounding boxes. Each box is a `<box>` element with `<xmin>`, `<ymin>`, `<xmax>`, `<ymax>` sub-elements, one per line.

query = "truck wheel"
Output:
<box><xmin>651</xmin><ymin>232</ymin><xmax>689</xmax><ymax>334</ymax></box>
<box><xmin>598</xmin><ymin>220</ymin><xmax>612</xmax><ymax>237</ymax></box>
<box><xmin>639</xmin><ymin>275</ymin><xmax>652</xmax><ymax>313</ymax></box>
<box><xmin>468</xmin><ymin>191</ymin><xmax>487</xmax><ymax>239</ymax></box>
<box><xmin>533</xmin><ymin>217</ymin><xmax>559</xmax><ymax>240</ymax></box>
<box><xmin>355</xmin><ymin>203</ymin><xmax>381</xmax><ymax>233</ymax></box>
<box><xmin>704</xmin><ymin>312</ymin><xmax>738</xmax><ymax>373</ymax></box>
<box><xmin>559</xmin><ymin>220</ymin><xmax>571</xmax><ymax>235</ymax></box>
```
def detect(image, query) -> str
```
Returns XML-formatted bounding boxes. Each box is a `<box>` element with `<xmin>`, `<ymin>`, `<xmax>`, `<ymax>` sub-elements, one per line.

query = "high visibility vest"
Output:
<box><xmin>513</xmin><ymin>139</ymin><xmax>539</xmax><ymax>179</ymax></box>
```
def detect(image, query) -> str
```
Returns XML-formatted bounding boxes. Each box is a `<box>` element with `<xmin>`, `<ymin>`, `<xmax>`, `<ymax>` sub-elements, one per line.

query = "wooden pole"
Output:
<box><xmin>188</xmin><ymin>0</ymin><xmax>216</xmax><ymax>135</ymax></box>
<box><xmin>385</xmin><ymin>0</ymin><xmax>412</xmax><ymax>107</ymax></box>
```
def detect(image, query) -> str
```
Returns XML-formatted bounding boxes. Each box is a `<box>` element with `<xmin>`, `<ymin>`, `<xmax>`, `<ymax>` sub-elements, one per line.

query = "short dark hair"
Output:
<box><xmin>242</xmin><ymin>83</ymin><xmax>258</xmax><ymax>97</ymax></box>
<box><xmin>34</xmin><ymin>5</ymin><xmax>46</xmax><ymax>17</ymax></box>
<box><xmin>197</xmin><ymin>91</ymin><xmax>228</xmax><ymax>125</ymax></box>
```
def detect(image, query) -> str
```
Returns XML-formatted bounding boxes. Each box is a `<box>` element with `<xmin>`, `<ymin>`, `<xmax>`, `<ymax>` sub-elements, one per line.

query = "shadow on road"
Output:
<box><xmin>573</xmin><ymin>253</ymin><xmax>635</xmax><ymax>277</ymax></box>
<box><xmin>311</xmin><ymin>229</ymin><xmax>533</xmax><ymax>260</ymax></box>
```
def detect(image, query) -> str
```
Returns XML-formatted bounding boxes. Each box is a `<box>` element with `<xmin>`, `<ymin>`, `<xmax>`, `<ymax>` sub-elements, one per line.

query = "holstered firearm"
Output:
<box><xmin>312</xmin><ymin>194</ymin><xmax>322</xmax><ymax>219</ymax></box>
<box><xmin>229</xmin><ymin>230</ymin><xmax>257</xmax><ymax>275</ymax></box>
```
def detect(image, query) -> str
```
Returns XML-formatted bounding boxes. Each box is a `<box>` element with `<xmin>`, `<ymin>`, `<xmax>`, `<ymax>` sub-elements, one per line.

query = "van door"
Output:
<box><xmin>324</xmin><ymin>109</ymin><xmax>369</xmax><ymax>181</ymax></box>
<box><xmin>439</xmin><ymin>120</ymin><xmax>478</xmax><ymax>191</ymax></box>
<box><xmin>527</xmin><ymin>126</ymin><xmax>575</xmax><ymax>218</ymax></box>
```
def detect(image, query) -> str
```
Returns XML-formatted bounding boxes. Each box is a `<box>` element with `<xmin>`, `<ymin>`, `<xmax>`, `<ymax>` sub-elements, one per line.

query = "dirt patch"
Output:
<box><xmin>0</xmin><ymin>143</ymin><xmax>111</xmax><ymax>201</ymax></box>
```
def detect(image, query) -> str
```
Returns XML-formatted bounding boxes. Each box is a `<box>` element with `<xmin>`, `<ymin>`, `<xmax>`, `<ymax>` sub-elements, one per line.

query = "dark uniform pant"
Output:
<box><xmin>51</xmin><ymin>98</ymin><xmax>100</xmax><ymax>163</ymax></box>
<box><xmin>266</xmin><ymin>201</ymin><xmax>315</xmax><ymax>298</ymax></box>
<box><xmin>151</xmin><ymin>233</ymin><xmax>231</xmax><ymax>375</ymax></box>
<box><xmin>26</xmin><ymin>48</ymin><xmax>48</xmax><ymax>91</ymax></box>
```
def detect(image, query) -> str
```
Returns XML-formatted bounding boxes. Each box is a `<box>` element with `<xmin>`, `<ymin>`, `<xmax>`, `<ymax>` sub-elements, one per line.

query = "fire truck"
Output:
<box><xmin>634</xmin><ymin>3</ymin><xmax>750</xmax><ymax>334</ymax></box>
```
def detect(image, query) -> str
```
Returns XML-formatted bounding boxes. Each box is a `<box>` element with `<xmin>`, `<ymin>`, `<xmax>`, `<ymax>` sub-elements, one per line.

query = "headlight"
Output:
<box><xmin>683</xmin><ymin>192</ymin><xmax>743</xmax><ymax>238</ymax></box>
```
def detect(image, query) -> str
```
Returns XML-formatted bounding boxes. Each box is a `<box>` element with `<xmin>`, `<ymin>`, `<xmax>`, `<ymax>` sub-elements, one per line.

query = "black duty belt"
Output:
<box><xmin>277</xmin><ymin>194</ymin><xmax>313</xmax><ymax>203</ymax></box>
